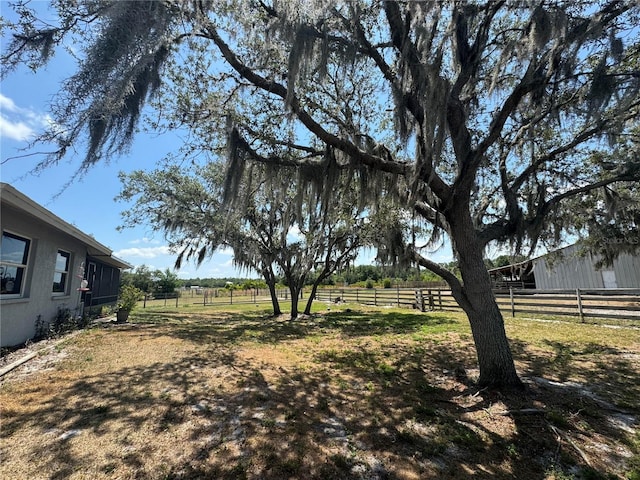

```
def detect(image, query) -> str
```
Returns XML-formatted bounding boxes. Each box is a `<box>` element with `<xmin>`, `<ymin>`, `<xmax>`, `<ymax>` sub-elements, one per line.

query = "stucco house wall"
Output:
<box><xmin>1</xmin><ymin>183</ymin><xmax>130</xmax><ymax>348</ymax></box>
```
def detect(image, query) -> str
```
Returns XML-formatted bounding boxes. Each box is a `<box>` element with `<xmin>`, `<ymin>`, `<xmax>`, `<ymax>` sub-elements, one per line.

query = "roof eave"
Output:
<box><xmin>1</xmin><ymin>183</ymin><xmax>132</xmax><ymax>269</ymax></box>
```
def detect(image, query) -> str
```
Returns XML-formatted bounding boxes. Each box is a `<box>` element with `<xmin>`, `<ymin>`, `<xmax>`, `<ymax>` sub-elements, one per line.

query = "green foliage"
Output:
<box><xmin>182</xmin><ymin>277</ymin><xmax>263</xmax><ymax>288</ymax></box>
<box><xmin>5</xmin><ymin>0</ymin><xmax>640</xmax><ymax>387</ymax></box>
<box><xmin>240</xmin><ymin>279</ymin><xmax>267</xmax><ymax>290</ymax></box>
<box><xmin>121</xmin><ymin>265</ymin><xmax>155</xmax><ymax>293</ymax></box>
<box><xmin>155</xmin><ymin>268</ymin><xmax>179</xmax><ymax>294</ymax></box>
<box><xmin>34</xmin><ymin>307</ymin><xmax>86</xmax><ymax>341</ymax></box>
<box><xmin>122</xmin><ymin>265</ymin><xmax>181</xmax><ymax>294</ymax></box>
<box><xmin>491</xmin><ymin>255</ymin><xmax>529</xmax><ymax>268</ymax></box>
<box><xmin>117</xmin><ymin>285</ymin><xmax>144</xmax><ymax>312</ymax></box>
<box><xmin>340</xmin><ymin>265</ymin><xmax>381</xmax><ymax>284</ymax></box>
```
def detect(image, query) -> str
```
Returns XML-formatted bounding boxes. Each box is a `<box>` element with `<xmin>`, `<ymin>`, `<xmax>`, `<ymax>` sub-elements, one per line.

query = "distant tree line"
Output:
<box><xmin>120</xmin><ymin>266</ymin><xmax>180</xmax><ymax>294</ymax></box>
<box><xmin>124</xmin><ymin>256</ymin><xmax>528</xmax><ymax>293</ymax></box>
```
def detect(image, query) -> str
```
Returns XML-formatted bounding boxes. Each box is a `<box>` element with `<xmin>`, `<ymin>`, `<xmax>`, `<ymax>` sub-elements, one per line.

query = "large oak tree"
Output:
<box><xmin>3</xmin><ymin>1</ymin><xmax>639</xmax><ymax>387</ymax></box>
<box><xmin>119</xmin><ymin>160</ymin><xmax>376</xmax><ymax>318</ymax></box>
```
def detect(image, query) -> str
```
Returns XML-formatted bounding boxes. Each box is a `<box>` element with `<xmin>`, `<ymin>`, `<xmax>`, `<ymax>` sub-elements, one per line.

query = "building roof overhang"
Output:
<box><xmin>1</xmin><ymin>182</ymin><xmax>132</xmax><ymax>270</ymax></box>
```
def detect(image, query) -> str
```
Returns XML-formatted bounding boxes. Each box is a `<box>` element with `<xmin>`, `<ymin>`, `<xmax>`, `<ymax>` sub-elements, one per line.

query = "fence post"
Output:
<box><xmin>438</xmin><ymin>290</ymin><xmax>442</xmax><ymax>310</ymax></box>
<box><xmin>176</xmin><ymin>294</ymin><xmax>179</xmax><ymax>308</ymax></box>
<box><xmin>356</xmin><ymin>288</ymin><xmax>359</xmax><ymax>303</ymax></box>
<box><xmin>164</xmin><ymin>293</ymin><xmax>167</xmax><ymax>307</ymax></box>
<box><xmin>143</xmin><ymin>295</ymin><xmax>147</xmax><ymax>309</ymax></box>
<box><xmin>509</xmin><ymin>287</ymin><xmax>515</xmax><ymax>318</ymax></box>
<box><xmin>374</xmin><ymin>288</ymin><xmax>377</xmax><ymax>306</ymax></box>
<box><xmin>397</xmin><ymin>286</ymin><xmax>400</xmax><ymax>307</ymax></box>
<box><xmin>230</xmin><ymin>289</ymin><xmax>233</xmax><ymax>305</ymax></box>
<box><xmin>415</xmin><ymin>289</ymin><xmax>425</xmax><ymax>312</ymax></box>
<box><xmin>576</xmin><ymin>288</ymin><xmax>584</xmax><ymax>322</ymax></box>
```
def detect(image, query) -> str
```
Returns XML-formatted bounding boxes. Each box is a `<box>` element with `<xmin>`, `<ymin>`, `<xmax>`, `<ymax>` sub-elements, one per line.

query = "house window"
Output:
<box><xmin>1</xmin><ymin>231</ymin><xmax>31</xmax><ymax>296</ymax></box>
<box><xmin>53</xmin><ymin>250</ymin><xmax>71</xmax><ymax>294</ymax></box>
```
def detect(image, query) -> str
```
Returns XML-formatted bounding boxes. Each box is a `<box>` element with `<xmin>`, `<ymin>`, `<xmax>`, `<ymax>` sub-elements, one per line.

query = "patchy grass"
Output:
<box><xmin>1</xmin><ymin>304</ymin><xmax>638</xmax><ymax>479</ymax></box>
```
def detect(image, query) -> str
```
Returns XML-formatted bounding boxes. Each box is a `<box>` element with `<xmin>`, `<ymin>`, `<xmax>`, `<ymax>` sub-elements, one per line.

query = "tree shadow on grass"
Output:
<box><xmin>510</xmin><ymin>337</ymin><xmax>640</xmax><ymax>412</ymax></box>
<box><xmin>125</xmin><ymin>308</ymin><xmax>463</xmax><ymax>348</ymax></box>
<box><xmin>3</xmin><ymin>310</ymin><xmax>637</xmax><ymax>479</ymax></box>
<box><xmin>322</xmin><ymin>309</ymin><xmax>462</xmax><ymax>336</ymax></box>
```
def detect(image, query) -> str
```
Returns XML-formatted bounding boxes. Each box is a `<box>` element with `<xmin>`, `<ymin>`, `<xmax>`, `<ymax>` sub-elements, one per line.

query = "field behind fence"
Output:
<box><xmin>141</xmin><ymin>288</ymin><xmax>292</xmax><ymax>308</ymax></box>
<box><xmin>313</xmin><ymin>287</ymin><xmax>640</xmax><ymax>324</ymax></box>
<box><xmin>139</xmin><ymin>286</ymin><xmax>640</xmax><ymax>324</ymax></box>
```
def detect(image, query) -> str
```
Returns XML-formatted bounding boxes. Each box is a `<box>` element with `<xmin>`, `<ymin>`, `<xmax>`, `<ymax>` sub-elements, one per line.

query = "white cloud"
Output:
<box><xmin>113</xmin><ymin>246</ymin><xmax>171</xmax><ymax>258</ymax></box>
<box><xmin>0</xmin><ymin>116</ymin><xmax>35</xmax><ymax>141</ymax></box>
<box><xmin>222</xmin><ymin>258</ymin><xmax>234</xmax><ymax>267</ymax></box>
<box><xmin>129</xmin><ymin>237</ymin><xmax>161</xmax><ymax>245</ymax></box>
<box><xmin>0</xmin><ymin>93</ymin><xmax>52</xmax><ymax>142</ymax></box>
<box><xmin>0</xmin><ymin>94</ymin><xmax>19</xmax><ymax>112</ymax></box>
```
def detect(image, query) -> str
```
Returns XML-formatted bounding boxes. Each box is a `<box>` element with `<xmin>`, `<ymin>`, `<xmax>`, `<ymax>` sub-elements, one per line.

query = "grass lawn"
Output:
<box><xmin>1</xmin><ymin>303</ymin><xmax>638</xmax><ymax>479</ymax></box>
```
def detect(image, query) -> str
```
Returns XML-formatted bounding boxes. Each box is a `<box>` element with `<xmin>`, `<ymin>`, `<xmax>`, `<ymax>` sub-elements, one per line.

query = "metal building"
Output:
<box><xmin>489</xmin><ymin>243</ymin><xmax>640</xmax><ymax>290</ymax></box>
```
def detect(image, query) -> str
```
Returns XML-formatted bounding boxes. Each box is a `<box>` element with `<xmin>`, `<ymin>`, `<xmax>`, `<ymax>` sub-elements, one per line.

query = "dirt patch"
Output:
<box><xmin>1</xmin><ymin>308</ymin><xmax>638</xmax><ymax>479</ymax></box>
<box><xmin>0</xmin><ymin>331</ymin><xmax>84</xmax><ymax>382</ymax></box>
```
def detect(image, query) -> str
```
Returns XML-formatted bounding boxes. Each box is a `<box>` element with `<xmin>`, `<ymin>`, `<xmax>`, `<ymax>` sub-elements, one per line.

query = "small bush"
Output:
<box><xmin>117</xmin><ymin>285</ymin><xmax>144</xmax><ymax>312</ymax></box>
<box><xmin>34</xmin><ymin>306</ymin><xmax>86</xmax><ymax>341</ymax></box>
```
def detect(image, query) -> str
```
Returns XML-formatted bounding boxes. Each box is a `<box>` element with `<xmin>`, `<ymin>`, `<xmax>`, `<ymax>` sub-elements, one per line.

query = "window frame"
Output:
<box><xmin>1</xmin><ymin>230</ymin><xmax>31</xmax><ymax>298</ymax></box>
<box><xmin>52</xmin><ymin>249</ymin><xmax>71</xmax><ymax>296</ymax></box>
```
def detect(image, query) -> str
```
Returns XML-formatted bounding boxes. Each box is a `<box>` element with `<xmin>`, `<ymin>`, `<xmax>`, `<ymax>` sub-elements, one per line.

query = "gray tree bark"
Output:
<box><xmin>447</xmin><ymin>206</ymin><xmax>522</xmax><ymax>388</ymax></box>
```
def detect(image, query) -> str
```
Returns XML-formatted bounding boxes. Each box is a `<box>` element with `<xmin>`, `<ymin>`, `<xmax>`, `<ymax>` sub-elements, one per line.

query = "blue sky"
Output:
<box><xmin>0</xmin><ymin>4</ymin><xmax>243</xmax><ymax>278</ymax></box>
<box><xmin>0</xmin><ymin>72</ymin><xmax>245</xmax><ymax>277</ymax></box>
<box><xmin>0</xmin><ymin>2</ymin><xmax>453</xmax><ymax>279</ymax></box>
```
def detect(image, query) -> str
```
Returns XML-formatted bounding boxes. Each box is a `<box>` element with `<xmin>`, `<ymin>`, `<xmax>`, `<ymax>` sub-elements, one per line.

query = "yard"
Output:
<box><xmin>1</xmin><ymin>303</ymin><xmax>639</xmax><ymax>479</ymax></box>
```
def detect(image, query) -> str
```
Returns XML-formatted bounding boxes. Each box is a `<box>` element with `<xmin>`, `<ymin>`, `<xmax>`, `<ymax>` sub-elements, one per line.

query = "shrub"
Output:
<box><xmin>117</xmin><ymin>285</ymin><xmax>144</xmax><ymax>312</ymax></box>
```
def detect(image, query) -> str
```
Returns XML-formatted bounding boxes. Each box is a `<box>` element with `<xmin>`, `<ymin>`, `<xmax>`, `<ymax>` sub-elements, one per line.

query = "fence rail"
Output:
<box><xmin>314</xmin><ymin>287</ymin><xmax>640</xmax><ymax>322</ymax></box>
<box><xmin>139</xmin><ymin>286</ymin><xmax>640</xmax><ymax>322</ymax></box>
<box><xmin>141</xmin><ymin>288</ymin><xmax>293</xmax><ymax>308</ymax></box>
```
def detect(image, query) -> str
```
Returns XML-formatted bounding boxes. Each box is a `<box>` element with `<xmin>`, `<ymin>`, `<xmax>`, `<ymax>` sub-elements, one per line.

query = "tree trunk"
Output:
<box><xmin>304</xmin><ymin>270</ymin><xmax>330</xmax><ymax>315</ymax></box>
<box><xmin>262</xmin><ymin>267</ymin><xmax>281</xmax><ymax>315</ymax></box>
<box><xmin>459</xmin><ymin>277</ymin><xmax>522</xmax><ymax>388</ymax></box>
<box><xmin>303</xmin><ymin>282</ymin><xmax>319</xmax><ymax>315</ymax></box>
<box><xmin>286</xmin><ymin>275</ymin><xmax>304</xmax><ymax>319</ymax></box>
<box><xmin>449</xmin><ymin>213</ymin><xmax>523</xmax><ymax>389</ymax></box>
<box><xmin>268</xmin><ymin>283</ymin><xmax>281</xmax><ymax>315</ymax></box>
<box><xmin>290</xmin><ymin>285</ymin><xmax>300</xmax><ymax>319</ymax></box>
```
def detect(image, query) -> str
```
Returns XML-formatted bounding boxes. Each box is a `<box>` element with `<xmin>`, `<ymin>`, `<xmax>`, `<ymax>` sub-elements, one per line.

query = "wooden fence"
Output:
<box><xmin>142</xmin><ymin>288</ymin><xmax>292</xmax><ymax>308</ymax></box>
<box><xmin>314</xmin><ymin>287</ymin><xmax>640</xmax><ymax>322</ymax></box>
<box><xmin>140</xmin><ymin>286</ymin><xmax>640</xmax><ymax>323</ymax></box>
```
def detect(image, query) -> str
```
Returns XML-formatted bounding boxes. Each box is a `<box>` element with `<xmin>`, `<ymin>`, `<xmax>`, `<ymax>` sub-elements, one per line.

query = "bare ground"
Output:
<box><xmin>1</xmin><ymin>307</ymin><xmax>638</xmax><ymax>479</ymax></box>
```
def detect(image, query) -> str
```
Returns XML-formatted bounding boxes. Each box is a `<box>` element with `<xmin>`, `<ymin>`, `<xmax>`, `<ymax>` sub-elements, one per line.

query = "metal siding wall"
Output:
<box><xmin>613</xmin><ymin>252</ymin><xmax>640</xmax><ymax>287</ymax></box>
<box><xmin>533</xmin><ymin>246</ymin><xmax>606</xmax><ymax>289</ymax></box>
<box><xmin>533</xmin><ymin>259</ymin><xmax>555</xmax><ymax>289</ymax></box>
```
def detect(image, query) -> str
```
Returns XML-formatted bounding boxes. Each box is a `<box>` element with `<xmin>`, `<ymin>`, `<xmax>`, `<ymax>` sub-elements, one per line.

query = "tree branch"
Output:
<box><xmin>511</xmin><ymin>107</ymin><xmax>640</xmax><ymax>193</ymax></box>
<box><xmin>529</xmin><ymin>167</ymin><xmax>640</xmax><ymax>231</ymax></box>
<box><xmin>412</xmin><ymin>250</ymin><xmax>473</xmax><ymax>312</ymax></box>
<box><xmin>201</xmin><ymin>23</ymin><xmax>410</xmax><ymax>177</ymax></box>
